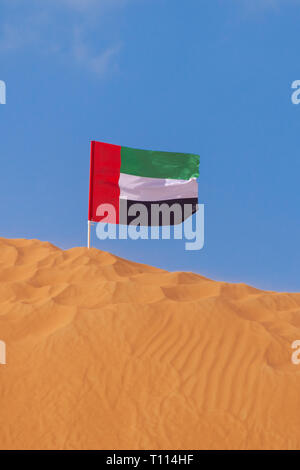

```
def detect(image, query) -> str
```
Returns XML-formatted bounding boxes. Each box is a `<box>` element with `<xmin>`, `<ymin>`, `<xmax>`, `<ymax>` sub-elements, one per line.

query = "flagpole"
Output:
<box><xmin>88</xmin><ymin>141</ymin><xmax>95</xmax><ymax>250</ymax></box>
<box><xmin>87</xmin><ymin>220</ymin><xmax>91</xmax><ymax>249</ymax></box>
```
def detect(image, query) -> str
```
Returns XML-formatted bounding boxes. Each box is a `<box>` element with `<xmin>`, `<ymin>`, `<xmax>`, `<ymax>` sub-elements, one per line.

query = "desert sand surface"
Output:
<box><xmin>0</xmin><ymin>237</ymin><xmax>300</xmax><ymax>450</ymax></box>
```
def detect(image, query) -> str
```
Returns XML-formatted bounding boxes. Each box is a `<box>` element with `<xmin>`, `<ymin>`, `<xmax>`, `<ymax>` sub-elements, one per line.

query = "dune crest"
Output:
<box><xmin>0</xmin><ymin>237</ymin><xmax>300</xmax><ymax>450</ymax></box>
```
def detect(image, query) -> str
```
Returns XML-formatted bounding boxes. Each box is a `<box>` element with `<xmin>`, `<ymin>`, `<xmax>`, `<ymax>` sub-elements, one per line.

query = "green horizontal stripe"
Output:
<box><xmin>120</xmin><ymin>146</ymin><xmax>200</xmax><ymax>180</ymax></box>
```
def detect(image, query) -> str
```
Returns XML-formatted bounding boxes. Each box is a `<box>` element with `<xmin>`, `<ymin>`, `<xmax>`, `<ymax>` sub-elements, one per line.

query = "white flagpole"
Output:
<box><xmin>87</xmin><ymin>220</ymin><xmax>91</xmax><ymax>249</ymax></box>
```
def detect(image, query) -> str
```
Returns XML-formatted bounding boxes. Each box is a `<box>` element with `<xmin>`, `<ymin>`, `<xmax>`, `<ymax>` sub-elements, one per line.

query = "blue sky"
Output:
<box><xmin>1</xmin><ymin>0</ymin><xmax>300</xmax><ymax>292</ymax></box>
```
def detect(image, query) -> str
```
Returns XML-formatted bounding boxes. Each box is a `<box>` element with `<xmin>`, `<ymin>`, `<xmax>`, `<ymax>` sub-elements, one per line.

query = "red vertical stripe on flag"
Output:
<box><xmin>88</xmin><ymin>141</ymin><xmax>121</xmax><ymax>223</ymax></box>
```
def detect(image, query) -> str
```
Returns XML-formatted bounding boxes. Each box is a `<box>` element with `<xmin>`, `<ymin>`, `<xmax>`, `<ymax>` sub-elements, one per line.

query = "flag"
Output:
<box><xmin>88</xmin><ymin>141</ymin><xmax>200</xmax><ymax>226</ymax></box>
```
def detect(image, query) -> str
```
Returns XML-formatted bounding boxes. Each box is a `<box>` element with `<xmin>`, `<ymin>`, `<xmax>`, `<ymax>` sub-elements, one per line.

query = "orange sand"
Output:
<box><xmin>0</xmin><ymin>237</ymin><xmax>300</xmax><ymax>450</ymax></box>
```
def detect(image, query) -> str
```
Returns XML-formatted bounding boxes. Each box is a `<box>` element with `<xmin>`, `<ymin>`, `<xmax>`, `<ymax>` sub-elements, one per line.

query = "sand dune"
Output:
<box><xmin>0</xmin><ymin>237</ymin><xmax>300</xmax><ymax>449</ymax></box>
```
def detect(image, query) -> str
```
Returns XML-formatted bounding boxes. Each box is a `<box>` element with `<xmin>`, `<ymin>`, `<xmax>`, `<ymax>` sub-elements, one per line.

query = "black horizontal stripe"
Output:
<box><xmin>119</xmin><ymin>197</ymin><xmax>198</xmax><ymax>226</ymax></box>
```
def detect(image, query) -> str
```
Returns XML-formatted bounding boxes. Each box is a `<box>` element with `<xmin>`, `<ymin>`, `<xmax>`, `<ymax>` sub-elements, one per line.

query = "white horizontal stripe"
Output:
<box><xmin>119</xmin><ymin>173</ymin><xmax>198</xmax><ymax>201</ymax></box>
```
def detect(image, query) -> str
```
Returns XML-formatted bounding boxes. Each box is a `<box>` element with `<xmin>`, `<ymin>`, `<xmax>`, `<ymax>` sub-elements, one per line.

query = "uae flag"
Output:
<box><xmin>88</xmin><ymin>141</ymin><xmax>200</xmax><ymax>226</ymax></box>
